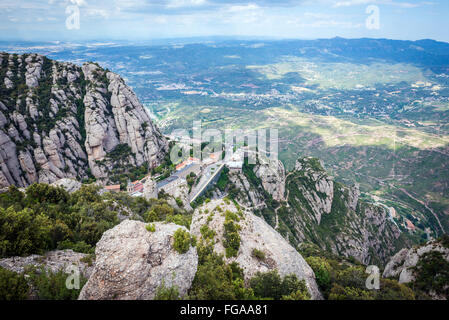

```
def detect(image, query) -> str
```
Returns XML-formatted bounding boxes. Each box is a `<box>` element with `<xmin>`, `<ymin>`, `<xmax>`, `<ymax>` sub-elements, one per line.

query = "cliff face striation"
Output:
<box><xmin>279</xmin><ymin>157</ymin><xmax>406</xmax><ymax>266</ymax></box>
<box><xmin>219</xmin><ymin>157</ymin><xmax>408</xmax><ymax>266</ymax></box>
<box><xmin>0</xmin><ymin>53</ymin><xmax>167</xmax><ymax>188</ymax></box>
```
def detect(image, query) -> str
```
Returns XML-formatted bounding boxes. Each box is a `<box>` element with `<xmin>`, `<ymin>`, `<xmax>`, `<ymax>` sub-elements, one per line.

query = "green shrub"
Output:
<box><xmin>173</xmin><ymin>229</ymin><xmax>191</xmax><ymax>254</ymax></box>
<box><xmin>165</xmin><ymin>214</ymin><xmax>192</xmax><ymax>229</ymax></box>
<box><xmin>0</xmin><ymin>185</ymin><xmax>24</xmax><ymax>209</ymax></box>
<box><xmin>26</xmin><ymin>266</ymin><xmax>87</xmax><ymax>300</ymax></box>
<box><xmin>328</xmin><ymin>284</ymin><xmax>375</xmax><ymax>300</ymax></box>
<box><xmin>175</xmin><ymin>198</ymin><xmax>183</xmax><ymax>207</ymax></box>
<box><xmin>154</xmin><ymin>281</ymin><xmax>180</xmax><ymax>300</ymax></box>
<box><xmin>411</xmin><ymin>251</ymin><xmax>449</xmax><ymax>299</ymax></box>
<box><xmin>146</xmin><ymin>223</ymin><xmax>156</xmax><ymax>232</ymax></box>
<box><xmin>334</xmin><ymin>266</ymin><xmax>368</xmax><ymax>289</ymax></box>
<box><xmin>217</xmin><ymin>168</ymin><xmax>230</xmax><ymax>192</ymax></box>
<box><xmin>200</xmin><ymin>224</ymin><xmax>216</xmax><ymax>241</ymax></box>
<box><xmin>72</xmin><ymin>184</ymin><xmax>103</xmax><ymax>203</ymax></box>
<box><xmin>250</xmin><ymin>270</ymin><xmax>281</xmax><ymax>299</ymax></box>
<box><xmin>305</xmin><ymin>256</ymin><xmax>332</xmax><ymax>292</ymax></box>
<box><xmin>144</xmin><ymin>202</ymin><xmax>174</xmax><ymax>222</ymax></box>
<box><xmin>280</xmin><ymin>274</ymin><xmax>311</xmax><ymax>300</ymax></box>
<box><xmin>0</xmin><ymin>183</ymin><xmax>120</xmax><ymax>257</ymax></box>
<box><xmin>223</xmin><ymin>211</ymin><xmax>241</xmax><ymax>258</ymax></box>
<box><xmin>0</xmin><ymin>207</ymin><xmax>52</xmax><ymax>257</ymax></box>
<box><xmin>80</xmin><ymin>254</ymin><xmax>95</xmax><ymax>267</ymax></box>
<box><xmin>224</xmin><ymin>210</ymin><xmax>240</xmax><ymax>222</ymax></box>
<box><xmin>57</xmin><ymin>240</ymin><xmax>95</xmax><ymax>254</ymax></box>
<box><xmin>250</xmin><ymin>270</ymin><xmax>310</xmax><ymax>300</ymax></box>
<box><xmin>303</xmin><ymin>250</ymin><xmax>417</xmax><ymax>300</ymax></box>
<box><xmin>281</xmin><ymin>288</ymin><xmax>311</xmax><ymax>300</ymax></box>
<box><xmin>376</xmin><ymin>279</ymin><xmax>415</xmax><ymax>300</ymax></box>
<box><xmin>223</xmin><ymin>220</ymin><xmax>240</xmax><ymax>258</ymax></box>
<box><xmin>25</xmin><ymin>183</ymin><xmax>69</xmax><ymax>204</ymax></box>
<box><xmin>0</xmin><ymin>267</ymin><xmax>29</xmax><ymax>300</ymax></box>
<box><xmin>251</xmin><ymin>248</ymin><xmax>266</xmax><ymax>261</ymax></box>
<box><xmin>188</xmin><ymin>242</ymin><xmax>254</xmax><ymax>300</ymax></box>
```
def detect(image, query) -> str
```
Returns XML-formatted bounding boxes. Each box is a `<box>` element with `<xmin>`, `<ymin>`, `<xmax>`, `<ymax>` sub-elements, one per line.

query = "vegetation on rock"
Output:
<box><xmin>173</xmin><ymin>229</ymin><xmax>192</xmax><ymax>254</ymax></box>
<box><xmin>250</xmin><ymin>270</ymin><xmax>311</xmax><ymax>300</ymax></box>
<box><xmin>0</xmin><ymin>266</ymin><xmax>29</xmax><ymax>300</ymax></box>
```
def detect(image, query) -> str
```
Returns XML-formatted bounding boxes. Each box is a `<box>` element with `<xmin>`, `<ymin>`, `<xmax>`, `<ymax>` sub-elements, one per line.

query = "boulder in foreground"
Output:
<box><xmin>78</xmin><ymin>220</ymin><xmax>198</xmax><ymax>300</ymax></box>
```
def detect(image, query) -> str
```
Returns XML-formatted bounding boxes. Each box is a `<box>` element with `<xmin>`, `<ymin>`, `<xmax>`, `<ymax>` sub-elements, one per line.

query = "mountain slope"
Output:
<box><xmin>0</xmin><ymin>53</ymin><xmax>167</xmax><ymax>188</ymax></box>
<box><xmin>280</xmin><ymin>158</ymin><xmax>408</xmax><ymax>266</ymax></box>
<box><xmin>216</xmin><ymin>157</ymin><xmax>410</xmax><ymax>266</ymax></box>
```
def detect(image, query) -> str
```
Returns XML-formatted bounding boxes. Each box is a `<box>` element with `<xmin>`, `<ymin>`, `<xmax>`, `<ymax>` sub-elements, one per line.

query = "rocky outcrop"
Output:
<box><xmin>253</xmin><ymin>159</ymin><xmax>285</xmax><ymax>202</ymax></box>
<box><xmin>383</xmin><ymin>238</ymin><xmax>449</xmax><ymax>283</ymax></box>
<box><xmin>143</xmin><ymin>177</ymin><xmax>158</xmax><ymax>200</ymax></box>
<box><xmin>382</xmin><ymin>248</ymin><xmax>411</xmax><ymax>279</ymax></box>
<box><xmin>217</xmin><ymin>156</ymin><xmax>403</xmax><ymax>265</ymax></box>
<box><xmin>190</xmin><ymin>199</ymin><xmax>322</xmax><ymax>299</ymax></box>
<box><xmin>277</xmin><ymin>157</ymin><xmax>403</xmax><ymax>265</ymax></box>
<box><xmin>0</xmin><ymin>52</ymin><xmax>168</xmax><ymax>188</ymax></box>
<box><xmin>348</xmin><ymin>183</ymin><xmax>360</xmax><ymax>211</ymax></box>
<box><xmin>0</xmin><ymin>249</ymin><xmax>93</xmax><ymax>279</ymax></box>
<box><xmin>105</xmin><ymin>200</ymin><xmax>144</xmax><ymax>222</ymax></box>
<box><xmin>293</xmin><ymin>157</ymin><xmax>334</xmax><ymax>224</ymax></box>
<box><xmin>51</xmin><ymin>178</ymin><xmax>82</xmax><ymax>193</ymax></box>
<box><xmin>382</xmin><ymin>238</ymin><xmax>449</xmax><ymax>299</ymax></box>
<box><xmin>166</xmin><ymin>183</ymin><xmax>193</xmax><ymax>211</ymax></box>
<box><xmin>229</xmin><ymin>171</ymin><xmax>266</xmax><ymax>209</ymax></box>
<box><xmin>78</xmin><ymin>220</ymin><xmax>198</xmax><ymax>300</ymax></box>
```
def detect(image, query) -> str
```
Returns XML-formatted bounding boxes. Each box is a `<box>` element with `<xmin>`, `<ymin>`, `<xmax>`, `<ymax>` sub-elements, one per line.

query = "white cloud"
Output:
<box><xmin>86</xmin><ymin>8</ymin><xmax>110</xmax><ymax>18</ymax></box>
<box><xmin>332</xmin><ymin>0</ymin><xmax>430</xmax><ymax>8</ymax></box>
<box><xmin>0</xmin><ymin>0</ymin><xmax>445</xmax><ymax>41</ymax></box>
<box><xmin>166</xmin><ymin>0</ymin><xmax>207</xmax><ymax>8</ymax></box>
<box><xmin>228</xmin><ymin>3</ymin><xmax>260</xmax><ymax>12</ymax></box>
<box><xmin>69</xmin><ymin>0</ymin><xmax>87</xmax><ymax>6</ymax></box>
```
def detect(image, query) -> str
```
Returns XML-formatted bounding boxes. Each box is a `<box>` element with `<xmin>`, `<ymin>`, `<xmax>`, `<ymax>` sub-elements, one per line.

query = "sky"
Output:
<box><xmin>0</xmin><ymin>0</ymin><xmax>448</xmax><ymax>42</ymax></box>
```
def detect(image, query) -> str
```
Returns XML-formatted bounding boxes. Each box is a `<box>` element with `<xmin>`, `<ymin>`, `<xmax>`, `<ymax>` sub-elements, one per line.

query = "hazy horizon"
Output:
<box><xmin>1</xmin><ymin>1</ymin><xmax>449</xmax><ymax>43</ymax></box>
<box><xmin>1</xmin><ymin>35</ymin><xmax>449</xmax><ymax>47</ymax></box>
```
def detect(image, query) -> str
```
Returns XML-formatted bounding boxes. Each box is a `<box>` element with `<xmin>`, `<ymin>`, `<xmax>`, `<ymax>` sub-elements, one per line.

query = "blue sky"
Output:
<box><xmin>1</xmin><ymin>0</ymin><xmax>448</xmax><ymax>42</ymax></box>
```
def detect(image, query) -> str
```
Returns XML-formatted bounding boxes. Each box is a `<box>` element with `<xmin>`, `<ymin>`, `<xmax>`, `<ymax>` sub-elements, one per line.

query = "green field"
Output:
<box><xmin>248</xmin><ymin>57</ymin><xmax>429</xmax><ymax>90</ymax></box>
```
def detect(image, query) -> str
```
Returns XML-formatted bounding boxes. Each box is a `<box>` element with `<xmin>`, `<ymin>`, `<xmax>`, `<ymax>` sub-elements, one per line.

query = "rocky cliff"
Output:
<box><xmin>190</xmin><ymin>198</ymin><xmax>322</xmax><ymax>299</ymax></box>
<box><xmin>219</xmin><ymin>157</ymin><xmax>409</xmax><ymax>266</ymax></box>
<box><xmin>383</xmin><ymin>236</ymin><xmax>449</xmax><ymax>299</ymax></box>
<box><xmin>253</xmin><ymin>158</ymin><xmax>286</xmax><ymax>202</ymax></box>
<box><xmin>0</xmin><ymin>53</ymin><xmax>167</xmax><ymax>188</ymax></box>
<box><xmin>279</xmin><ymin>157</ymin><xmax>406</xmax><ymax>266</ymax></box>
<box><xmin>225</xmin><ymin>160</ymin><xmax>285</xmax><ymax>210</ymax></box>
